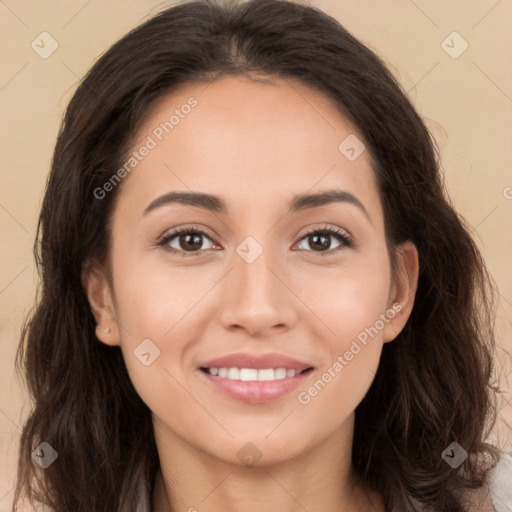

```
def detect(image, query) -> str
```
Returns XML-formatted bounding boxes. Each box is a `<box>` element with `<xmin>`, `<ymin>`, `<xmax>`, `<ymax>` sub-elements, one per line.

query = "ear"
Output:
<box><xmin>81</xmin><ymin>261</ymin><xmax>120</xmax><ymax>346</ymax></box>
<box><xmin>382</xmin><ymin>240</ymin><xmax>419</xmax><ymax>343</ymax></box>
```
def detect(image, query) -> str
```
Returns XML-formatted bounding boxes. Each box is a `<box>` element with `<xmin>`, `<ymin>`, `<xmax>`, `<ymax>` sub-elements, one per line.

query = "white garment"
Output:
<box><xmin>488</xmin><ymin>451</ymin><xmax>512</xmax><ymax>512</ymax></box>
<box><xmin>136</xmin><ymin>471</ymin><xmax>152</xmax><ymax>512</ymax></box>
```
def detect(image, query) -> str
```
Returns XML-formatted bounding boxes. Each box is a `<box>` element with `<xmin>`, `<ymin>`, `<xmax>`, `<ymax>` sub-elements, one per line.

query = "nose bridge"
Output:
<box><xmin>233</xmin><ymin>234</ymin><xmax>279</xmax><ymax>302</ymax></box>
<box><xmin>219</xmin><ymin>233</ymin><xmax>296</xmax><ymax>334</ymax></box>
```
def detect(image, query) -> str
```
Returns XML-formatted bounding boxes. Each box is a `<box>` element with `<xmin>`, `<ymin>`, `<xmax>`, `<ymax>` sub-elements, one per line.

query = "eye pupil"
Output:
<box><xmin>180</xmin><ymin>233</ymin><xmax>203</xmax><ymax>251</ymax></box>
<box><xmin>309</xmin><ymin>233</ymin><xmax>330</xmax><ymax>251</ymax></box>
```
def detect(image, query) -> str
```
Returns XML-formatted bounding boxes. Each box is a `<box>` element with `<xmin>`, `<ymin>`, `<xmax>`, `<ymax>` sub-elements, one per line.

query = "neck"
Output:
<box><xmin>151</xmin><ymin>418</ymin><xmax>384</xmax><ymax>512</ymax></box>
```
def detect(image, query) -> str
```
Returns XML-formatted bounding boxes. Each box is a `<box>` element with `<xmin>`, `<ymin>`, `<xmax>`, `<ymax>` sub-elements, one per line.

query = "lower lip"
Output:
<box><xmin>198</xmin><ymin>368</ymin><xmax>314</xmax><ymax>404</ymax></box>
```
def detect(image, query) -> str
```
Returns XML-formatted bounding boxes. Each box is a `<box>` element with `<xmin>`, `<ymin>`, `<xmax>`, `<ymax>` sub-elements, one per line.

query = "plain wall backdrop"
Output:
<box><xmin>1</xmin><ymin>0</ymin><xmax>511</xmax><ymax>510</ymax></box>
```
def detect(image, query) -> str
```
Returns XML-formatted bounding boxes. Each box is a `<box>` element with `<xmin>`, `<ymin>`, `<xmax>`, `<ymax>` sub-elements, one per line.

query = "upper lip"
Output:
<box><xmin>199</xmin><ymin>352</ymin><xmax>314</xmax><ymax>372</ymax></box>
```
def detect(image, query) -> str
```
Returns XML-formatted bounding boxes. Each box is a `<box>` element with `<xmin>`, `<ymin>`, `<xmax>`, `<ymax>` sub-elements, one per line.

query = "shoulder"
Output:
<box><xmin>486</xmin><ymin>451</ymin><xmax>512</xmax><ymax>512</ymax></box>
<box><xmin>135</xmin><ymin>469</ymin><xmax>153</xmax><ymax>512</ymax></box>
<box><xmin>408</xmin><ymin>452</ymin><xmax>512</xmax><ymax>512</ymax></box>
<box><xmin>458</xmin><ymin>451</ymin><xmax>512</xmax><ymax>512</ymax></box>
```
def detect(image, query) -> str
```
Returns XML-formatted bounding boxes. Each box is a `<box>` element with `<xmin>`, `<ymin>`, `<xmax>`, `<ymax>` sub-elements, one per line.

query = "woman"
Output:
<box><xmin>13</xmin><ymin>0</ymin><xmax>509</xmax><ymax>510</ymax></box>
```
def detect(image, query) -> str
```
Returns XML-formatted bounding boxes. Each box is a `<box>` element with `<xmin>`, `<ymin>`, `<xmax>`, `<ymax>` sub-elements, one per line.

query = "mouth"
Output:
<box><xmin>199</xmin><ymin>366</ymin><xmax>314</xmax><ymax>381</ymax></box>
<box><xmin>197</xmin><ymin>352</ymin><xmax>315</xmax><ymax>404</ymax></box>
<box><xmin>196</xmin><ymin>352</ymin><xmax>315</xmax><ymax>403</ymax></box>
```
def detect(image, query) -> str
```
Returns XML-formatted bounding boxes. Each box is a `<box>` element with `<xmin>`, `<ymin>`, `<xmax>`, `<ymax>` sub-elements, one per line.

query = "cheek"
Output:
<box><xmin>108</xmin><ymin>251</ymin><xmax>195</xmax><ymax>404</ymax></box>
<box><xmin>295</xmin><ymin>253</ymin><xmax>392</xmax><ymax>341</ymax></box>
<box><xmin>111</xmin><ymin>242</ymin><xmax>209</xmax><ymax>333</ymax></box>
<box><xmin>295</xmin><ymin>266</ymin><xmax>392</xmax><ymax>419</ymax></box>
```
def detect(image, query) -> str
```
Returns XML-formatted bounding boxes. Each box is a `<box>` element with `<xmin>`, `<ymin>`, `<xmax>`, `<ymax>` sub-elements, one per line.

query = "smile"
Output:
<box><xmin>202</xmin><ymin>367</ymin><xmax>310</xmax><ymax>381</ymax></box>
<box><xmin>198</xmin><ymin>367</ymin><xmax>314</xmax><ymax>404</ymax></box>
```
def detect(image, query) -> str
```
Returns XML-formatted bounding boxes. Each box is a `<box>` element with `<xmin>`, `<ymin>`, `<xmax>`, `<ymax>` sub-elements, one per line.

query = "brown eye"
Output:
<box><xmin>295</xmin><ymin>227</ymin><xmax>352</xmax><ymax>254</ymax></box>
<box><xmin>176</xmin><ymin>232</ymin><xmax>204</xmax><ymax>252</ymax></box>
<box><xmin>159</xmin><ymin>228</ymin><xmax>216</xmax><ymax>256</ymax></box>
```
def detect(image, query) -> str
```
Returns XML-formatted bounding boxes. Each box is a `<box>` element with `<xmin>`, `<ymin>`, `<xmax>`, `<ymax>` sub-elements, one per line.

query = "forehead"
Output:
<box><xmin>116</xmin><ymin>74</ymin><xmax>380</xmax><ymax>219</ymax></box>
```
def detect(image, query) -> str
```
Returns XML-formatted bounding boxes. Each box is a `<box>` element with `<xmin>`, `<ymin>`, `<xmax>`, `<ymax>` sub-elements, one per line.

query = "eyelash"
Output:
<box><xmin>157</xmin><ymin>225</ymin><xmax>353</xmax><ymax>258</ymax></box>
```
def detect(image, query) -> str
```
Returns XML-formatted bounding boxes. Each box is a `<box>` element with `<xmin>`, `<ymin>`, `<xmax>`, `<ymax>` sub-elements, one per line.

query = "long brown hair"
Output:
<box><xmin>14</xmin><ymin>0</ymin><xmax>500</xmax><ymax>510</ymax></box>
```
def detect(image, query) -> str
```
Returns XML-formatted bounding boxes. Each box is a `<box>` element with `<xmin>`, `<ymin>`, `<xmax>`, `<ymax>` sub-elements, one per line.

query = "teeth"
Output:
<box><xmin>206</xmin><ymin>367</ymin><xmax>301</xmax><ymax>381</ymax></box>
<box><xmin>274</xmin><ymin>368</ymin><xmax>287</xmax><ymax>379</ymax></box>
<box><xmin>227</xmin><ymin>368</ymin><xmax>239</xmax><ymax>380</ymax></box>
<box><xmin>256</xmin><ymin>368</ymin><xmax>274</xmax><ymax>381</ymax></box>
<box><xmin>239</xmin><ymin>368</ymin><xmax>258</xmax><ymax>381</ymax></box>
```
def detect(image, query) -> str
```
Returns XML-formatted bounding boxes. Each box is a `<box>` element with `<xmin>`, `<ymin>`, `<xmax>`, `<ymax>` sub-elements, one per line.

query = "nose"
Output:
<box><xmin>218</xmin><ymin>240</ymin><xmax>298</xmax><ymax>338</ymax></box>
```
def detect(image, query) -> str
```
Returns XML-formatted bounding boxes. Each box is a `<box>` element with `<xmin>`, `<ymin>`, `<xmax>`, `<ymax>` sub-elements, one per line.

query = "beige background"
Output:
<box><xmin>1</xmin><ymin>0</ymin><xmax>511</xmax><ymax>509</ymax></box>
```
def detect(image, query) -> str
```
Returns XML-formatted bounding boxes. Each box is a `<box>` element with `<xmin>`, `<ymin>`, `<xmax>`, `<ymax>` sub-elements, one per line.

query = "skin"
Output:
<box><xmin>83</xmin><ymin>74</ymin><xmax>418</xmax><ymax>512</ymax></box>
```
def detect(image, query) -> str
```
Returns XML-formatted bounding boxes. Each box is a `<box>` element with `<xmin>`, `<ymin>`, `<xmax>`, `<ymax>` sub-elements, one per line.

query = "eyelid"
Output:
<box><xmin>296</xmin><ymin>224</ymin><xmax>353</xmax><ymax>244</ymax></box>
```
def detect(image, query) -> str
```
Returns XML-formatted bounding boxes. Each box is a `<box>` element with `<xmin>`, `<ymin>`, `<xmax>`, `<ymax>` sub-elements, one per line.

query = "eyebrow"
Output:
<box><xmin>142</xmin><ymin>188</ymin><xmax>371</xmax><ymax>221</ymax></box>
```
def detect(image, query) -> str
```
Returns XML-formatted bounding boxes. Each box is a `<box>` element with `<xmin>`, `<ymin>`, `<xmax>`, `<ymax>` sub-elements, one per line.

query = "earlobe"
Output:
<box><xmin>81</xmin><ymin>262</ymin><xmax>120</xmax><ymax>346</ymax></box>
<box><xmin>383</xmin><ymin>241</ymin><xmax>419</xmax><ymax>343</ymax></box>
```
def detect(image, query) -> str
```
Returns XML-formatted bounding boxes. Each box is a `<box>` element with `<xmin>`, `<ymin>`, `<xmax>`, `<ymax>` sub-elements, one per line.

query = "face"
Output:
<box><xmin>84</xmin><ymin>75</ymin><xmax>417</xmax><ymax>467</ymax></box>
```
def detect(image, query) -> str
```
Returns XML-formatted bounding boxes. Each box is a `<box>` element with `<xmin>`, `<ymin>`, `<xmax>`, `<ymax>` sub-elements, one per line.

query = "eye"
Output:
<box><xmin>158</xmin><ymin>227</ymin><xmax>217</xmax><ymax>257</ymax></box>
<box><xmin>294</xmin><ymin>226</ymin><xmax>353</xmax><ymax>255</ymax></box>
<box><xmin>157</xmin><ymin>224</ymin><xmax>353</xmax><ymax>257</ymax></box>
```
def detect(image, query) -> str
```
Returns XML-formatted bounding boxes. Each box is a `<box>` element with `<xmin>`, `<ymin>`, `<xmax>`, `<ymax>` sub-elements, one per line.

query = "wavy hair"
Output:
<box><xmin>14</xmin><ymin>0</ymin><xmax>500</xmax><ymax>510</ymax></box>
